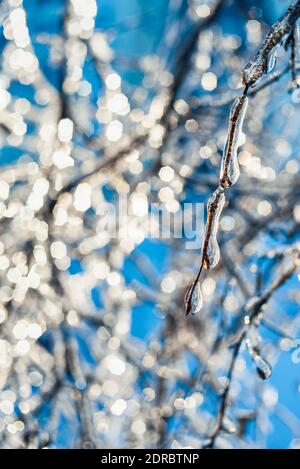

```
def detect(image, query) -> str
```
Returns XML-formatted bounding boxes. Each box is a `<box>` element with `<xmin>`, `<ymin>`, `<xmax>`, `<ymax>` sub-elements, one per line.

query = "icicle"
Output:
<box><xmin>202</xmin><ymin>187</ymin><xmax>225</xmax><ymax>270</ymax></box>
<box><xmin>266</xmin><ymin>44</ymin><xmax>280</xmax><ymax>73</ymax></box>
<box><xmin>245</xmin><ymin>338</ymin><xmax>272</xmax><ymax>380</ymax></box>
<box><xmin>184</xmin><ymin>280</ymin><xmax>203</xmax><ymax>316</ymax></box>
<box><xmin>220</xmin><ymin>95</ymin><xmax>248</xmax><ymax>188</ymax></box>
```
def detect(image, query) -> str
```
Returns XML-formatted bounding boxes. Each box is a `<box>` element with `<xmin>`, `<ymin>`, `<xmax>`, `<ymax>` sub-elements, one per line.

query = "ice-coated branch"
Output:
<box><xmin>205</xmin><ymin>250</ymin><xmax>299</xmax><ymax>448</ymax></box>
<box><xmin>1</xmin><ymin>0</ymin><xmax>300</xmax><ymax>450</ymax></box>
<box><xmin>242</xmin><ymin>0</ymin><xmax>300</xmax><ymax>86</ymax></box>
<box><xmin>185</xmin><ymin>0</ymin><xmax>300</xmax><ymax>316</ymax></box>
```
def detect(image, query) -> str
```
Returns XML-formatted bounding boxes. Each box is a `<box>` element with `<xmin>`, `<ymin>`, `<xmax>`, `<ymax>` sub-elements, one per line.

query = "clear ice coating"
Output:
<box><xmin>242</xmin><ymin>52</ymin><xmax>264</xmax><ymax>87</ymax></box>
<box><xmin>245</xmin><ymin>338</ymin><xmax>272</xmax><ymax>380</ymax></box>
<box><xmin>294</xmin><ymin>23</ymin><xmax>300</xmax><ymax>61</ymax></box>
<box><xmin>202</xmin><ymin>187</ymin><xmax>225</xmax><ymax>270</ymax></box>
<box><xmin>289</xmin><ymin>24</ymin><xmax>300</xmax><ymax>89</ymax></box>
<box><xmin>184</xmin><ymin>280</ymin><xmax>203</xmax><ymax>316</ymax></box>
<box><xmin>242</xmin><ymin>2</ymin><xmax>300</xmax><ymax>86</ymax></box>
<box><xmin>266</xmin><ymin>44</ymin><xmax>279</xmax><ymax>73</ymax></box>
<box><xmin>220</xmin><ymin>95</ymin><xmax>248</xmax><ymax>188</ymax></box>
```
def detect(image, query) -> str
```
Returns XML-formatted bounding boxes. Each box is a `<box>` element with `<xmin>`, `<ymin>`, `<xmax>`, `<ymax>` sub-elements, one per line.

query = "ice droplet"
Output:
<box><xmin>222</xmin><ymin>416</ymin><xmax>237</xmax><ymax>434</ymax></box>
<box><xmin>254</xmin><ymin>355</ymin><xmax>272</xmax><ymax>380</ymax></box>
<box><xmin>184</xmin><ymin>281</ymin><xmax>203</xmax><ymax>316</ymax></box>
<box><xmin>202</xmin><ymin>187</ymin><xmax>225</xmax><ymax>270</ymax></box>
<box><xmin>220</xmin><ymin>95</ymin><xmax>248</xmax><ymax>188</ymax></box>
<box><xmin>245</xmin><ymin>338</ymin><xmax>272</xmax><ymax>380</ymax></box>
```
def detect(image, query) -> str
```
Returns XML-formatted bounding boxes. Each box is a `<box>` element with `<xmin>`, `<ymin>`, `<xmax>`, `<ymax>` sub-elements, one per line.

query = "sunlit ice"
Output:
<box><xmin>0</xmin><ymin>0</ymin><xmax>300</xmax><ymax>453</ymax></box>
